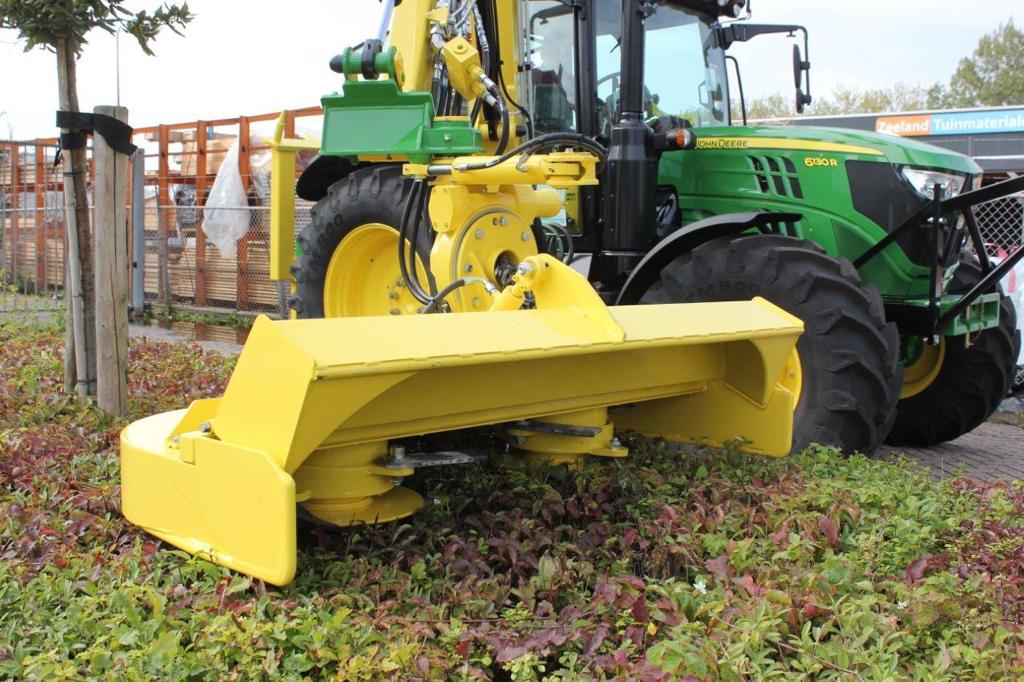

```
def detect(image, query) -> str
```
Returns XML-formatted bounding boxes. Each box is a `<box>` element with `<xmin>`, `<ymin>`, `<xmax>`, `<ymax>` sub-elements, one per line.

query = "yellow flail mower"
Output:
<box><xmin>120</xmin><ymin>0</ymin><xmax>802</xmax><ymax>585</ymax></box>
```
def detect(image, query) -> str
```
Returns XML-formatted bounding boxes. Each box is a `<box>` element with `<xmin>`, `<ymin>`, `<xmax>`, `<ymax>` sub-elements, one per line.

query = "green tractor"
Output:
<box><xmin>521</xmin><ymin>0</ymin><xmax>1022</xmax><ymax>452</ymax></box>
<box><xmin>288</xmin><ymin>0</ymin><xmax>1022</xmax><ymax>455</ymax></box>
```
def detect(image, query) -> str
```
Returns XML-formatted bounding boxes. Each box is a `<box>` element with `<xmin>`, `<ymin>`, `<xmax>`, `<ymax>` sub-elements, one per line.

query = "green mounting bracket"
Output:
<box><xmin>320</xmin><ymin>80</ymin><xmax>482</xmax><ymax>164</ymax></box>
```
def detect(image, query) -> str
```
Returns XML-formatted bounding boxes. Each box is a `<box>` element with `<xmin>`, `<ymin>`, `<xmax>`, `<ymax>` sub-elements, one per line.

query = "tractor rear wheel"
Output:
<box><xmin>289</xmin><ymin>165</ymin><xmax>431</xmax><ymax>319</ymax></box>
<box><xmin>885</xmin><ymin>257</ymin><xmax>1021</xmax><ymax>446</ymax></box>
<box><xmin>641</xmin><ymin>234</ymin><xmax>902</xmax><ymax>454</ymax></box>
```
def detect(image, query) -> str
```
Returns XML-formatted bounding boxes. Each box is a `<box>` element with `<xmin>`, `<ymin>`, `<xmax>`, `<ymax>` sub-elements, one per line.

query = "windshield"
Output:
<box><xmin>594</xmin><ymin>1</ymin><xmax>729</xmax><ymax>131</ymax></box>
<box><xmin>526</xmin><ymin>0</ymin><xmax>730</xmax><ymax>136</ymax></box>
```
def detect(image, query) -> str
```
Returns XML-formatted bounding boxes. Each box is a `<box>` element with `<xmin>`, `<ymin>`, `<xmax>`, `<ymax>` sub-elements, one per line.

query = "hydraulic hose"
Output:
<box><xmin>421</xmin><ymin>276</ymin><xmax>496</xmax><ymax>314</ymax></box>
<box><xmin>397</xmin><ymin>181</ymin><xmax>432</xmax><ymax>305</ymax></box>
<box><xmin>453</xmin><ymin>133</ymin><xmax>608</xmax><ymax>173</ymax></box>
<box><xmin>499</xmin><ymin>66</ymin><xmax>533</xmax><ymax>140</ymax></box>
<box><xmin>408</xmin><ymin>177</ymin><xmax>437</xmax><ymax>296</ymax></box>
<box><xmin>495</xmin><ymin>95</ymin><xmax>510</xmax><ymax>154</ymax></box>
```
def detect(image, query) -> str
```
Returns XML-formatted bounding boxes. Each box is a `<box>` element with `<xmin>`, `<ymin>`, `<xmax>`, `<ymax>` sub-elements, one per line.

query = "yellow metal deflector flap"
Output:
<box><xmin>120</xmin><ymin>409</ymin><xmax>297</xmax><ymax>585</ymax></box>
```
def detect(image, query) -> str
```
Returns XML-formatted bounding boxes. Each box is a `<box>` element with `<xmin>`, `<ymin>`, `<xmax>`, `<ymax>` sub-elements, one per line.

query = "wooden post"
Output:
<box><xmin>195</xmin><ymin>122</ymin><xmax>208</xmax><ymax>305</ymax></box>
<box><xmin>92</xmin><ymin>105</ymin><xmax>129</xmax><ymax>416</ymax></box>
<box><xmin>236</xmin><ymin>116</ymin><xmax>251</xmax><ymax>310</ymax></box>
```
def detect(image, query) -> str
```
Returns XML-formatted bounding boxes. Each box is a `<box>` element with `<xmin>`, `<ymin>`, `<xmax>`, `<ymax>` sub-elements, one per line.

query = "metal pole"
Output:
<box><xmin>376</xmin><ymin>0</ymin><xmax>395</xmax><ymax>43</ymax></box>
<box><xmin>131</xmin><ymin>147</ymin><xmax>145</xmax><ymax>315</ymax></box>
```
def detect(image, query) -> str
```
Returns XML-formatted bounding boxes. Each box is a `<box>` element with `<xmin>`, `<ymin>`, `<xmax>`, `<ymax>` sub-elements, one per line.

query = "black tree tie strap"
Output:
<box><xmin>54</xmin><ymin>110</ymin><xmax>138</xmax><ymax>167</ymax></box>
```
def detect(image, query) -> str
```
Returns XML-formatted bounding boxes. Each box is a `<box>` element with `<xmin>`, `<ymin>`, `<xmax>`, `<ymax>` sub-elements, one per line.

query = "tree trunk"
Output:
<box><xmin>56</xmin><ymin>39</ymin><xmax>96</xmax><ymax>397</ymax></box>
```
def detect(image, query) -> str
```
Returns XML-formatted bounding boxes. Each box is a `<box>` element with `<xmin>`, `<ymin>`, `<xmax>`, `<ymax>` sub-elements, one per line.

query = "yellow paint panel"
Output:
<box><xmin>120</xmin><ymin>409</ymin><xmax>297</xmax><ymax>585</ymax></box>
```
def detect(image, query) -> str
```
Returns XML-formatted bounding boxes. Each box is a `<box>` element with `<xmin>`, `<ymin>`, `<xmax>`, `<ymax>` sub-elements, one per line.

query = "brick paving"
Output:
<box><xmin>128</xmin><ymin>322</ymin><xmax>245</xmax><ymax>357</ymax></box>
<box><xmin>879</xmin><ymin>414</ymin><xmax>1024</xmax><ymax>483</ymax></box>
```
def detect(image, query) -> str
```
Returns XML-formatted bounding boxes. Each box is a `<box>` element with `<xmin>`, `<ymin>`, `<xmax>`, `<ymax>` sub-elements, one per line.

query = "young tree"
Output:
<box><xmin>0</xmin><ymin>1</ymin><xmax>191</xmax><ymax>397</ymax></box>
<box><xmin>945</xmin><ymin>19</ymin><xmax>1024</xmax><ymax>108</ymax></box>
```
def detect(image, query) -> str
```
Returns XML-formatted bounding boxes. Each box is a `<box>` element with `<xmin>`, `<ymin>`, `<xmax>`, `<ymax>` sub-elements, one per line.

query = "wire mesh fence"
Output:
<box><xmin>975</xmin><ymin>174</ymin><xmax>1024</xmax><ymax>257</ymax></box>
<box><xmin>143</xmin><ymin>201</ymin><xmax>314</xmax><ymax>316</ymax></box>
<box><xmin>0</xmin><ymin>141</ymin><xmax>66</xmax><ymax>314</ymax></box>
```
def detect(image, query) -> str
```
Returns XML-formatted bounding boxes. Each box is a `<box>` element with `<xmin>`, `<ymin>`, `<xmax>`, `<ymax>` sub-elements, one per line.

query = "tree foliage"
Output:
<box><xmin>743</xmin><ymin>18</ymin><xmax>1024</xmax><ymax>120</ymax></box>
<box><xmin>0</xmin><ymin>0</ymin><xmax>191</xmax><ymax>55</ymax></box>
<box><xmin>944</xmin><ymin>19</ymin><xmax>1024</xmax><ymax>108</ymax></box>
<box><xmin>745</xmin><ymin>82</ymin><xmax>948</xmax><ymax>120</ymax></box>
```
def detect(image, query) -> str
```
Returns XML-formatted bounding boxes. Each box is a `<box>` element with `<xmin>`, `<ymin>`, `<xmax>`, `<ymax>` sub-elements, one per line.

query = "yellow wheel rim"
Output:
<box><xmin>323</xmin><ymin>223</ymin><xmax>427</xmax><ymax>318</ymax></box>
<box><xmin>779</xmin><ymin>348</ymin><xmax>803</xmax><ymax>405</ymax></box>
<box><xmin>901</xmin><ymin>338</ymin><xmax>946</xmax><ymax>399</ymax></box>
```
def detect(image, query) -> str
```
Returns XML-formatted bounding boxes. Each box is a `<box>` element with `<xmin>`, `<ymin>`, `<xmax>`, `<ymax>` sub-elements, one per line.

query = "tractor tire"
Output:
<box><xmin>641</xmin><ymin>234</ymin><xmax>902</xmax><ymax>455</ymax></box>
<box><xmin>289</xmin><ymin>165</ymin><xmax>431</xmax><ymax>319</ymax></box>
<box><xmin>885</xmin><ymin>257</ymin><xmax>1021</xmax><ymax>446</ymax></box>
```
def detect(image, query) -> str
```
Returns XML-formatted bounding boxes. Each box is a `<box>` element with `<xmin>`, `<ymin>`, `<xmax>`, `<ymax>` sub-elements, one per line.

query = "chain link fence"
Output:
<box><xmin>0</xmin><ymin>142</ymin><xmax>66</xmax><ymax>315</ymax></box>
<box><xmin>143</xmin><ymin>201</ymin><xmax>314</xmax><ymax>316</ymax></box>
<box><xmin>975</xmin><ymin>174</ymin><xmax>1024</xmax><ymax>256</ymax></box>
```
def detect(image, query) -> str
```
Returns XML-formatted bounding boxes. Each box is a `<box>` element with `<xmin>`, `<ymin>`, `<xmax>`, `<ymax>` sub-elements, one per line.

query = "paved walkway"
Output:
<box><xmin>879</xmin><ymin>415</ymin><xmax>1023</xmax><ymax>483</ymax></box>
<box><xmin>128</xmin><ymin>322</ymin><xmax>245</xmax><ymax>357</ymax></box>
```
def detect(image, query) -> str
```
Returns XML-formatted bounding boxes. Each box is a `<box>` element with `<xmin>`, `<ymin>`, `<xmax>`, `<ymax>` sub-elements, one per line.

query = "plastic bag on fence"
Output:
<box><xmin>203</xmin><ymin>138</ymin><xmax>249</xmax><ymax>258</ymax></box>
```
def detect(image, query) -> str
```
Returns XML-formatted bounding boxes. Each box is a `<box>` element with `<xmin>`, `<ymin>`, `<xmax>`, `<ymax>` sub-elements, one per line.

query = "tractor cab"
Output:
<box><xmin>524</xmin><ymin>0</ymin><xmax>731</xmax><ymax>138</ymax></box>
<box><xmin>524</xmin><ymin>0</ymin><xmax>813</xmax><ymax>135</ymax></box>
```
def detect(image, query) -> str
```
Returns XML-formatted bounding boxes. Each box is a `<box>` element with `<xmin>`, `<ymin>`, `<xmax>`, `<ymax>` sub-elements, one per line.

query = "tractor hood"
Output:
<box><xmin>701</xmin><ymin>125</ymin><xmax>982</xmax><ymax>175</ymax></box>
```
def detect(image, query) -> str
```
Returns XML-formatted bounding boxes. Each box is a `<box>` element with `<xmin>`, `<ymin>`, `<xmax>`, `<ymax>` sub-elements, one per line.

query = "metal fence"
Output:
<box><xmin>0</xmin><ymin>141</ymin><xmax>66</xmax><ymax>314</ymax></box>
<box><xmin>0</xmin><ymin>107</ymin><xmax>324</xmax><ymax>318</ymax></box>
<box><xmin>975</xmin><ymin>173</ymin><xmax>1024</xmax><ymax>257</ymax></box>
<box><xmin>144</xmin><ymin>202</ymin><xmax>314</xmax><ymax>316</ymax></box>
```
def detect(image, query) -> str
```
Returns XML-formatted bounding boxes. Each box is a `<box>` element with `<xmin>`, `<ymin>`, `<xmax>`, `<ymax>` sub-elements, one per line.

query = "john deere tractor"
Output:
<box><xmin>282</xmin><ymin>0</ymin><xmax>1021</xmax><ymax>453</ymax></box>
<box><xmin>119</xmin><ymin>0</ymin><xmax>1022</xmax><ymax>585</ymax></box>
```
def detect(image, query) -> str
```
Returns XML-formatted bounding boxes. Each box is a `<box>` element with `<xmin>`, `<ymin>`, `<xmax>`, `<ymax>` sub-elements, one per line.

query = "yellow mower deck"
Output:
<box><xmin>121</xmin><ymin>296</ymin><xmax>801</xmax><ymax>585</ymax></box>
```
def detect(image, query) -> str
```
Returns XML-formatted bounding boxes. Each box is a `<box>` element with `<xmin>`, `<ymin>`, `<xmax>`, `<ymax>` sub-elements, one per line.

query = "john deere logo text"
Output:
<box><xmin>804</xmin><ymin>156</ymin><xmax>838</xmax><ymax>168</ymax></box>
<box><xmin>696</xmin><ymin>137</ymin><xmax>749</xmax><ymax>149</ymax></box>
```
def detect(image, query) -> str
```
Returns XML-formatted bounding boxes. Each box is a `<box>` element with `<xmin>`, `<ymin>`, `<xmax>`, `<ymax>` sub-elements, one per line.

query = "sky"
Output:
<box><xmin>0</xmin><ymin>0</ymin><xmax>1015</xmax><ymax>140</ymax></box>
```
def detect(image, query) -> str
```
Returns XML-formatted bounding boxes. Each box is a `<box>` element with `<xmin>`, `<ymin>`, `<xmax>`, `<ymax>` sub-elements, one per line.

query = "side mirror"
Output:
<box><xmin>792</xmin><ymin>44</ymin><xmax>812</xmax><ymax>113</ymax></box>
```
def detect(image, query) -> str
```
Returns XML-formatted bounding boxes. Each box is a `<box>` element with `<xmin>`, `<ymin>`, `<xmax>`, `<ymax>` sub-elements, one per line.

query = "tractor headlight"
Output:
<box><xmin>900</xmin><ymin>167</ymin><xmax>966</xmax><ymax>200</ymax></box>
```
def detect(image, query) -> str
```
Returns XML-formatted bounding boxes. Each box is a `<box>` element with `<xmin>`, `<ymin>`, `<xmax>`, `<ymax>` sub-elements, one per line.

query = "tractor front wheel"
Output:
<box><xmin>289</xmin><ymin>165</ymin><xmax>431</xmax><ymax>319</ymax></box>
<box><xmin>641</xmin><ymin>234</ymin><xmax>902</xmax><ymax>455</ymax></box>
<box><xmin>885</xmin><ymin>257</ymin><xmax>1021</xmax><ymax>446</ymax></box>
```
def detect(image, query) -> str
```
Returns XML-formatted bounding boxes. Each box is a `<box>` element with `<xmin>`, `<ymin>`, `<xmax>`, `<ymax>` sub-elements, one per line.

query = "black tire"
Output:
<box><xmin>288</xmin><ymin>165</ymin><xmax>431</xmax><ymax>319</ymax></box>
<box><xmin>885</xmin><ymin>257</ymin><xmax>1021</xmax><ymax>446</ymax></box>
<box><xmin>641</xmin><ymin>234</ymin><xmax>902</xmax><ymax>454</ymax></box>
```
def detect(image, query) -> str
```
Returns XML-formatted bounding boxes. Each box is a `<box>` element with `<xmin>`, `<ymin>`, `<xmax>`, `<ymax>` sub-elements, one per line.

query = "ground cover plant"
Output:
<box><xmin>2</xmin><ymin>317</ymin><xmax>1024</xmax><ymax>680</ymax></box>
